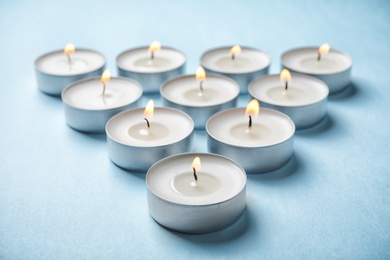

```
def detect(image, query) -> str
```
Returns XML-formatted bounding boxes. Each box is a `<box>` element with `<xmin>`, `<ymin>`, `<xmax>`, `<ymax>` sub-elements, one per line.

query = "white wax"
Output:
<box><xmin>207</xmin><ymin>108</ymin><xmax>294</xmax><ymax>147</ymax></box>
<box><xmin>249</xmin><ymin>74</ymin><xmax>329</xmax><ymax>107</ymax></box>
<box><xmin>106</xmin><ymin>108</ymin><xmax>193</xmax><ymax>147</ymax></box>
<box><xmin>282</xmin><ymin>47</ymin><xmax>352</xmax><ymax>74</ymax></box>
<box><xmin>35</xmin><ymin>49</ymin><xmax>105</xmax><ymax>76</ymax></box>
<box><xmin>160</xmin><ymin>75</ymin><xmax>239</xmax><ymax>107</ymax></box>
<box><xmin>117</xmin><ymin>46</ymin><xmax>186</xmax><ymax>73</ymax></box>
<box><xmin>201</xmin><ymin>46</ymin><xmax>270</xmax><ymax>73</ymax></box>
<box><xmin>62</xmin><ymin>77</ymin><xmax>142</xmax><ymax>110</ymax></box>
<box><xmin>147</xmin><ymin>153</ymin><xmax>246</xmax><ymax>205</ymax></box>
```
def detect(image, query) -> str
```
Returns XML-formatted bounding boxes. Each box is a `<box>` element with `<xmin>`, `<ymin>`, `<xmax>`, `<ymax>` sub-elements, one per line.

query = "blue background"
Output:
<box><xmin>1</xmin><ymin>0</ymin><xmax>389</xmax><ymax>259</ymax></box>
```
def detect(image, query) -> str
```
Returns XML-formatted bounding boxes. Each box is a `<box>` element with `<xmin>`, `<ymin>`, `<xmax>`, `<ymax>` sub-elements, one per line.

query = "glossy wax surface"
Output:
<box><xmin>1</xmin><ymin>0</ymin><xmax>389</xmax><ymax>259</ymax></box>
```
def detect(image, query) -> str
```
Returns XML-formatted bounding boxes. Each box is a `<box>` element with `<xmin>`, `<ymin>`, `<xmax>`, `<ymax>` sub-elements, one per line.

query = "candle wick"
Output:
<box><xmin>285</xmin><ymin>81</ymin><xmax>288</xmax><ymax>91</ymax></box>
<box><xmin>102</xmin><ymin>83</ymin><xmax>106</xmax><ymax>96</ymax></box>
<box><xmin>151</xmin><ymin>51</ymin><xmax>154</xmax><ymax>61</ymax></box>
<box><xmin>144</xmin><ymin>118</ymin><xmax>150</xmax><ymax>128</ymax></box>
<box><xmin>192</xmin><ymin>167</ymin><xmax>198</xmax><ymax>181</ymax></box>
<box><xmin>248</xmin><ymin>115</ymin><xmax>252</xmax><ymax>128</ymax></box>
<box><xmin>200</xmin><ymin>81</ymin><xmax>204</xmax><ymax>92</ymax></box>
<box><xmin>231</xmin><ymin>54</ymin><xmax>235</xmax><ymax>61</ymax></box>
<box><xmin>317</xmin><ymin>51</ymin><xmax>321</xmax><ymax>62</ymax></box>
<box><xmin>66</xmin><ymin>54</ymin><xmax>72</xmax><ymax>64</ymax></box>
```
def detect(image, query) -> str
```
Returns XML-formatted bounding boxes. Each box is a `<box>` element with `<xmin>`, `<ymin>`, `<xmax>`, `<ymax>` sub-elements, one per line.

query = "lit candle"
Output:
<box><xmin>206</xmin><ymin>100</ymin><xmax>295</xmax><ymax>173</ymax></box>
<box><xmin>146</xmin><ymin>153</ymin><xmax>247</xmax><ymax>233</ymax></box>
<box><xmin>35</xmin><ymin>43</ymin><xmax>106</xmax><ymax>95</ymax></box>
<box><xmin>106</xmin><ymin>100</ymin><xmax>194</xmax><ymax>172</ymax></box>
<box><xmin>281</xmin><ymin>44</ymin><xmax>352</xmax><ymax>93</ymax></box>
<box><xmin>116</xmin><ymin>41</ymin><xmax>186</xmax><ymax>93</ymax></box>
<box><xmin>160</xmin><ymin>66</ymin><xmax>240</xmax><ymax>128</ymax></box>
<box><xmin>249</xmin><ymin>69</ymin><xmax>329</xmax><ymax>129</ymax></box>
<box><xmin>200</xmin><ymin>45</ymin><xmax>270</xmax><ymax>93</ymax></box>
<box><xmin>62</xmin><ymin>70</ymin><xmax>143</xmax><ymax>133</ymax></box>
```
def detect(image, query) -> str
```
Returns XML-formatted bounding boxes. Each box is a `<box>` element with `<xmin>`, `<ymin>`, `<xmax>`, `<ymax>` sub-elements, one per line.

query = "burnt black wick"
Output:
<box><xmin>193</xmin><ymin>167</ymin><xmax>198</xmax><ymax>181</ymax></box>
<box><xmin>144</xmin><ymin>118</ymin><xmax>150</xmax><ymax>128</ymax></box>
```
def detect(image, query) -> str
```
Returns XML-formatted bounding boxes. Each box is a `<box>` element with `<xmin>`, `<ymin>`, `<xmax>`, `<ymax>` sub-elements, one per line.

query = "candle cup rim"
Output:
<box><xmin>116</xmin><ymin>45</ymin><xmax>186</xmax><ymax>74</ymax></box>
<box><xmin>106</xmin><ymin>107</ymin><xmax>194</xmax><ymax>148</ymax></box>
<box><xmin>35</xmin><ymin>48</ymin><xmax>106</xmax><ymax>76</ymax></box>
<box><xmin>61</xmin><ymin>76</ymin><xmax>143</xmax><ymax>111</ymax></box>
<box><xmin>160</xmin><ymin>73</ymin><xmax>240</xmax><ymax>108</ymax></box>
<box><xmin>146</xmin><ymin>152</ymin><xmax>247</xmax><ymax>206</ymax></box>
<box><xmin>200</xmin><ymin>45</ymin><xmax>271</xmax><ymax>75</ymax></box>
<box><xmin>281</xmin><ymin>46</ymin><xmax>353</xmax><ymax>75</ymax></box>
<box><xmin>248</xmin><ymin>73</ymin><xmax>329</xmax><ymax>108</ymax></box>
<box><xmin>206</xmin><ymin>107</ymin><xmax>295</xmax><ymax>148</ymax></box>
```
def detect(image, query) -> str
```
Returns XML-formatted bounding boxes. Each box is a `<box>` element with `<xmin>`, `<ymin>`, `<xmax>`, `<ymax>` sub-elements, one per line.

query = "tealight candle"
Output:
<box><xmin>160</xmin><ymin>66</ymin><xmax>240</xmax><ymax>129</ymax></box>
<box><xmin>281</xmin><ymin>44</ymin><xmax>352</xmax><ymax>93</ymax></box>
<box><xmin>200</xmin><ymin>45</ymin><xmax>270</xmax><ymax>93</ymax></box>
<box><xmin>35</xmin><ymin>43</ymin><xmax>106</xmax><ymax>95</ymax></box>
<box><xmin>147</xmin><ymin>153</ymin><xmax>247</xmax><ymax>233</ymax></box>
<box><xmin>206</xmin><ymin>100</ymin><xmax>295</xmax><ymax>173</ymax></box>
<box><xmin>249</xmin><ymin>69</ymin><xmax>329</xmax><ymax>129</ymax></box>
<box><xmin>62</xmin><ymin>70</ymin><xmax>143</xmax><ymax>133</ymax></box>
<box><xmin>116</xmin><ymin>41</ymin><xmax>186</xmax><ymax>93</ymax></box>
<box><xmin>106</xmin><ymin>100</ymin><xmax>194</xmax><ymax>172</ymax></box>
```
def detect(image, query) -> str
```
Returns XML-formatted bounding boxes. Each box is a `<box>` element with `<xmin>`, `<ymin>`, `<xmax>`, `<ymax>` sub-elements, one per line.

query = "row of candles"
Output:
<box><xmin>35</xmin><ymin>42</ymin><xmax>352</xmax><ymax>234</ymax></box>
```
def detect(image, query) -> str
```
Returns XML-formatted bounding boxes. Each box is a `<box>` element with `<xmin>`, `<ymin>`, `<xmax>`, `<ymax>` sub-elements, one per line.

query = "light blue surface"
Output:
<box><xmin>1</xmin><ymin>0</ymin><xmax>389</xmax><ymax>259</ymax></box>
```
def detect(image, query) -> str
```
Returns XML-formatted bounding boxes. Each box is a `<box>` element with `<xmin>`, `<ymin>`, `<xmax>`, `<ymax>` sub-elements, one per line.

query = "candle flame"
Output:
<box><xmin>101</xmin><ymin>69</ymin><xmax>110</xmax><ymax>84</ymax></box>
<box><xmin>280</xmin><ymin>69</ymin><xmax>292</xmax><ymax>82</ymax></box>
<box><xmin>318</xmin><ymin>43</ymin><xmax>330</xmax><ymax>55</ymax></box>
<box><xmin>230</xmin><ymin>45</ymin><xmax>242</xmax><ymax>56</ymax></box>
<box><xmin>148</xmin><ymin>41</ymin><xmax>161</xmax><ymax>54</ymax></box>
<box><xmin>144</xmin><ymin>100</ymin><xmax>154</xmax><ymax>120</ymax></box>
<box><xmin>245</xmin><ymin>99</ymin><xmax>260</xmax><ymax>118</ymax></box>
<box><xmin>196</xmin><ymin>66</ymin><xmax>206</xmax><ymax>82</ymax></box>
<box><xmin>64</xmin><ymin>43</ymin><xmax>75</xmax><ymax>55</ymax></box>
<box><xmin>192</xmin><ymin>156</ymin><xmax>201</xmax><ymax>172</ymax></box>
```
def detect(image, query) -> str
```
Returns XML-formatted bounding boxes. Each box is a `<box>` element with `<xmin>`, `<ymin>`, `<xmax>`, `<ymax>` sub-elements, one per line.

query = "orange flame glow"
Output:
<box><xmin>144</xmin><ymin>100</ymin><xmax>154</xmax><ymax>120</ymax></box>
<box><xmin>64</xmin><ymin>43</ymin><xmax>75</xmax><ymax>55</ymax></box>
<box><xmin>101</xmin><ymin>69</ymin><xmax>110</xmax><ymax>84</ymax></box>
<box><xmin>230</xmin><ymin>45</ymin><xmax>242</xmax><ymax>57</ymax></box>
<box><xmin>245</xmin><ymin>99</ymin><xmax>260</xmax><ymax>118</ymax></box>
<box><xmin>192</xmin><ymin>156</ymin><xmax>201</xmax><ymax>172</ymax></box>
<box><xmin>196</xmin><ymin>66</ymin><xmax>206</xmax><ymax>82</ymax></box>
<box><xmin>280</xmin><ymin>69</ymin><xmax>292</xmax><ymax>82</ymax></box>
<box><xmin>148</xmin><ymin>41</ymin><xmax>161</xmax><ymax>54</ymax></box>
<box><xmin>318</xmin><ymin>43</ymin><xmax>330</xmax><ymax>55</ymax></box>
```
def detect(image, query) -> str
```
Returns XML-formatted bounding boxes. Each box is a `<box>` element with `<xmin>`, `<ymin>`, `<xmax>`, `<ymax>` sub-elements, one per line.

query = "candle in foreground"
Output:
<box><xmin>35</xmin><ymin>43</ymin><xmax>106</xmax><ymax>95</ymax></box>
<box><xmin>117</xmin><ymin>41</ymin><xmax>186</xmax><ymax>93</ymax></box>
<box><xmin>160</xmin><ymin>66</ymin><xmax>240</xmax><ymax>128</ymax></box>
<box><xmin>146</xmin><ymin>153</ymin><xmax>247</xmax><ymax>233</ymax></box>
<box><xmin>106</xmin><ymin>100</ymin><xmax>194</xmax><ymax>172</ymax></box>
<box><xmin>281</xmin><ymin>44</ymin><xmax>352</xmax><ymax>93</ymax></box>
<box><xmin>200</xmin><ymin>45</ymin><xmax>270</xmax><ymax>93</ymax></box>
<box><xmin>249</xmin><ymin>69</ymin><xmax>329</xmax><ymax>129</ymax></box>
<box><xmin>62</xmin><ymin>70</ymin><xmax>143</xmax><ymax>133</ymax></box>
<box><xmin>206</xmin><ymin>100</ymin><xmax>295</xmax><ymax>173</ymax></box>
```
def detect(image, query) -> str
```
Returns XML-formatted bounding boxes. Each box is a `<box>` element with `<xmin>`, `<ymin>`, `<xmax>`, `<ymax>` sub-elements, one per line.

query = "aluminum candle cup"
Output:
<box><xmin>160</xmin><ymin>74</ymin><xmax>240</xmax><ymax>129</ymax></box>
<box><xmin>206</xmin><ymin>108</ymin><xmax>295</xmax><ymax>173</ymax></box>
<box><xmin>249</xmin><ymin>73</ymin><xmax>329</xmax><ymax>129</ymax></box>
<box><xmin>281</xmin><ymin>47</ymin><xmax>352</xmax><ymax>94</ymax></box>
<box><xmin>106</xmin><ymin>107</ymin><xmax>194</xmax><ymax>172</ymax></box>
<box><xmin>116</xmin><ymin>46</ymin><xmax>186</xmax><ymax>93</ymax></box>
<box><xmin>35</xmin><ymin>48</ymin><xmax>106</xmax><ymax>95</ymax></box>
<box><xmin>200</xmin><ymin>46</ymin><xmax>270</xmax><ymax>93</ymax></box>
<box><xmin>62</xmin><ymin>77</ymin><xmax>143</xmax><ymax>133</ymax></box>
<box><xmin>146</xmin><ymin>153</ymin><xmax>247</xmax><ymax>234</ymax></box>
